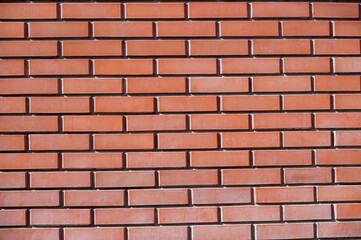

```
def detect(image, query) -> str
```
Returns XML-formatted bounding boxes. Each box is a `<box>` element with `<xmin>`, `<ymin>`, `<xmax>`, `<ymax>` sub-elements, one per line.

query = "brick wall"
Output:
<box><xmin>0</xmin><ymin>1</ymin><xmax>361</xmax><ymax>239</ymax></box>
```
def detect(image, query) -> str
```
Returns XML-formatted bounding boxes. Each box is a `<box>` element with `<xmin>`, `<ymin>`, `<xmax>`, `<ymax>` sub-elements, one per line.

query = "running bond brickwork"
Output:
<box><xmin>0</xmin><ymin>1</ymin><xmax>361</xmax><ymax>240</ymax></box>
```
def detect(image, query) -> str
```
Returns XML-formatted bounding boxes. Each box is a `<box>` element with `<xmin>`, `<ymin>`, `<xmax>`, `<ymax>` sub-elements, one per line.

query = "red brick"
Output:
<box><xmin>252</xmin><ymin>76</ymin><xmax>311</xmax><ymax>92</ymax></box>
<box><xmin>221</xmin><ymin>58</ymin><xmax>279</xmax><ymax>74</ymax></box>
<box><xmin>159</xmin><ymin>170</ymin><xmax>218</xmax><ymax>186</ymax></box>
<box><xmin>0</xmin><ymin>135</ymin><xmax>25</xmax><ymax>151</ymax></box>
<box><xmin>30</xmin><ymin>209</ymin><xmax>90</xmax><ymax>226</ymax></box>
<box><xmin>190</xmin><ymin>77</ymin><xmax>248</xmax><ymax>93</ymax></box>
<box><xmin>0</xmin><ymin>116</ymin><xmax>57</xmax><ymax>132</ymax></box>
<box><xmin>29</xmin><ymin>22</ymin><xmax>88</xmax><ymax>38</ymax></box>
<box><xmin>158</xmin><ymin>133</ymin><xmax>217</xmax><ymax>150</ymax></box>
<box><xmin>282</xmin><ymin>21</ymin><xmax>330</xmax><ymax>36</ymax></box>
<box><xmin>335</xmin><ymin>131</ymin><xmax>361</xmax><ymax>147</ymax></box>
<box><xmin>127</xmin><ymin>115</ymin><xmax>185</xmax><ymax>132</ymax></box>
<box><xmin>0</xmin><ymin>153</ymin><xmax>58</xmax><ymax>170</ymax></box>
<box><xmin>192</xmin><ymin>188</ymin><xmax>251</xmax><ymax>205</ymax></box>
<box><xmin>128</xmin><ymin>189</ymin><xmax>188</xmax><ymax>206</ymax></box>
<box><xmin>0</xmin><ymin>98</ymin><xmax>26</xmax><ymax>113</ymax></box>
<box><xmin>63</xmin><ymin>40</ymin><xmax>122</xmax><ymax>56</ymax></box>
<box><xmin>94</xmin><ymin>134</ymin><xmax>154</xmax><ymax>150</ymax></box>
<box><xmin>252</xmin><ymin>2</ymin><xmax>309</xmax><ymax>18</ymax></box>
<box><xmin>253</xmin><ymin>39</ymin><xmax>310</xmax><ymax>55</ymax></box>
<box><xmin>63</xmin><ymin>115</ymin><xmax>123</xmax><ymax>132</ymax></box>
<box><xmin>221</xmin><ymin>95</ymin><xmax>280</xmax><ymax>111</ymax></box>
<box><xmin>316</xmin><ymin>149</ymin><xmax>361</xmax><ymax>165</ymax></box>
<box><xmin>62</xmin><ymin>153</ymin><xmax>123</xmax><ymax>169</ymax></box>
<box><xmin>334</xmin><ymin>94</ymin><xmax>361</xmax><ymax>109</ymax></box>
<box><xmin>334</xmin><ymin>58</ymin><xmax>361</xmax><ymax>73</ymax></box>
<box><xmin>284</xmin><ymin>204</ymin><xmax>331</xmax><ymax>221</ymax></box>
<box><xmin>129</xmin><ymin>227</ymin><xmax>187</xmax><ymax>240</ymax></box>
<box><xmin>94</xmin><ymin>97</ymin><xmax>154</xmax><ymax>113</ymax></box>
<box><xmin>189</xmin><ymin>2</ymin><xmax>247</xmax><ymax>18</ymax></box>
<box><xmin>221</xmin><ymin>132</ymin><xmax>280</xmax><ymax>148</ymax></box>
<box><xmin>0</xmin><ymin>22</ymin><xmax>24</xmax><ymax>38</ymax></box>
<box><xmin>30</xmin><ymin>97</ymin><xmax>89</xmax><ymax>113</ymax></box>
<box><xmin>30</xmin><ymin>171</ymin><xmax>90</xmax><ymax>188</ymax></box>
<box><xmin>316</xmin><ymin>113</ymin><xmax>361</xmax><ymax>129</ymax></box>
<box><xmin>336</xmin><ymin>167</ymin><xmax>361</xmax><ymax>183</ymax></box>
<box><xmin>190</xmin><ymin>114</ymin><xmax>249</xmax><ymax>130</ymax></box>
<box><xmin>0</xmin><ymin>60</ymin><xmax>24</xmax><ymax>76</ymax></box>
<box><xmin>64</xmin><ymin>190</ymin><xmax>124</xmax><ymax>207</ymax></box>
<box><xmin>0</xmin><ymin>229</ymin><xmax>58</xmax><ymax>240</ymax></box>
<box><xmin>61</xmin><ymin>3</ymin><xmax>121</xmax><ymax>19</ymax></box>
<box><xmin>333</xmin><ymin>21</ymin><xmax>361</xmax><ymax>37</ymax></box>
<box><xmin>64</xmin><ymin>228</ymin><xmax>124</xmax><ymax>240</ymax></box>
<box><xmin>283</xmin><ymin>131</ymin><xmax>331</xmax><ymax>147</ymax></box>
<box><xmin>94</xmin><ymin>59</ymin><xmax>153</xmax><ymax>75</ymax></box>
<box><xmin>317</xmin><ymin>185</ymin><xmax>361</xmax><ymax>201</ymax></box>
<box><xmin>29</xmin><ymin>134</ymin><xmax>89</xmax><ymax>151</ymax></box>
<box><xmin>314</xmin><ymin>39</ymin><xmax>360</xmax><ymax>55</ymax></box>
<box><xmin>314</xmin><ymin>76</ymin><xmax>361</xmax><ymax>92</ymax></box>
<box><xmin>29</xmin><ymin>59</ymin><xmax>89</xmax><ymax>76</ymax></box>
<box><xmin>158</xmin><ymin>96</ymin><xmax>217</xmax><ymax>112</ymax></box>
<box><xmin>253</xmin><ymin>150</ymin><xmax>312</xmax><ymax>166</ymax></box>
<box><xmin>62</xmin><ymin>78</ymin><xmax>122</xmax><ymax>94</ymax></box>
<box><xmin>158</xmin><ymin>207</ymin><xmax>217</xmax><ymax>224</ymax></box>
<box><xmin>0</xmin><ymin>41</ymin><xmax>57</xmax><ymax>57</ymax></box>
<box><xmin>220</xmin><ymin>21</ymin><xmax>278</xmax><ymax>37</ymax></box>
<box><xmin>318</xmin><ymin>222</ymin><xmax>361</xmax><ymax>238</ymax></box>
<box><xmin>222</xmin><ymin>205</ymin><xmax>280</xmax><ymax>222</ymax></box>
<box><xmin>125</xmin><ymin>3</ymin><xmax>184</xmax><ymax>19</ymax></box>
<box><xmin>284</xmin><ymin>168</ymin><xmax>332</xmax><ymax>184</ymax></box>
<box><xmin>222</xmin><ymin>169</ymin><xmax>281</xmax><ymax>185</ymax></box>
<box><xmin>126</xmin><ymin>40</ymin><xmax>185</xmax><ymax>56</ymax></box>
<box><xmin>0</xmin><ymin>78</ymin><xmax>58</xmax><ymax>95</ymax></box>
<box><xmin>253</xmin><ymin>113</ymin><xmax>311</xmax><ymax>130</ymax></box>
<box><xmin>95</xmin><ymin>171</ymin><xmax>155</xmax><ymax>188</ymax></box>
<box><xmin>0</xmin><ymin>172</ymin><xmax>26</xmax><ymax>189</ymax></box>
<box><xmin>283</xmin><ymin>94</ymin><xmax>330</xmax><ymax>110</ymax></box>
<box><xmin>95</xmin><ymin>208</ymin><xmax>154</xmax><ymax>225</ymax></box>
<box><xmin>192</xmin><ymin>225</ymin><xmax>251</xmax><ymax>240</ymax></box>
<box><xmin>0</xmin><ymin>190</ymin><xmax>59</xmax><ymax>207</ymax></box>
<box><xmin>157</xmin><ymin>21</ymin><xmax>215</xmax><ymax>37</ymax></box>
<box><xmin>190</xmin><ymin>151</ymin><xmax>249</xmax><ymax>168</ymax></box>
<box><xmin>283</xmin><ymin>57</ymin><xmax>330</xmax><ymax>73</ymax></box>
<box><xmin>0</xmin><ymin>3</ymin><xmax>56</xmax><ymax>19</ymax></box>
<box><xmin>256</xmin><ymin>223</ymin><xmax>314</xmax><ymax>240</ymax></box>
<box><xmin>256</xmin><ymin>186</ymin><xmax>314</xmax><ymax>203</ymax></box>
<box><xmin>158</xmin><ymin>58</ymin><xmax>217</xmax><ymax>75</ymax></box>
<box><xmin>336</xmin><ymin>204</ymin><xmax>361</xmax><ymax>219</ymax></box>
<box><xmin>127</xmin><ymin>77</ymin><xmax>185</xmax><ymax>94</ymax></box>
<box><xmin>190</xmin><ymin>40</ymin><xmax>248</xmax><ymax>56</ymax></box>
<box><xmin>94</xmin><ymin>22</ymin><xmax>153</xmax><ymax>37</ymax></box>
<box><xmin>313</xmin><ymin>3</ymin><xmax>359</xmax><ymax>18</ymax></box>
<box><xmin>0</xmin><ymin>210</ymin><xmax>26</xmax><ymax>226</ymax></box>
<box><xmin>127</xmin><ymin>152</ymin><xmax>186</xmax><ymax>169</ymax></box>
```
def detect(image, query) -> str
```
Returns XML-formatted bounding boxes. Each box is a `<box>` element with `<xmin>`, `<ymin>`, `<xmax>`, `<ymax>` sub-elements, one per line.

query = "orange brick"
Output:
<box><xmin>284</xmin><ymin>204</ymin><xmax>331</xmax><ymax>221</ymax></box>
<box><xmin>190</xmin><ymin>77</ymin><xmax>249</xmax><ymax>93</ymax></box>
<box><xmin>30</xmin><ymin>209</ymin><xmax>90</xmax><ymax>226</ymax></box>
<box><xmin>314</xmin><ymin>39</ymin><xmax>360</xmax><ymax>55</ymax></box>
<box><xmin>95</xmin><ymin>171</ymin><xmax>155</xmax><ymax>188</ymax></box>
<box><xmin>0</xmin><ymin>60</ymin><xmax>24</xmax><ymax>76</ymax></box>
<box><xmin>256</xmin><ymin>223</ymin><xmax>314</xmax><ymax>240</ymax></box>
<box><xmin>253</xmin><ymin>76</ymin><xmax>311</xmax><ymax>92</ymax></box>
<box><xmin>125</xmin><ymin>3</ymin><xmax>184</xmax><ymax>19</ymax></box>
<box><xmin>64</xmin><ymin>228</ymin><xmax>124</xmax><ymax>240</ymax></box>
<box><xmin>221</xmin><ymin>95</ymin><xmax>280</xmax><ymax>111</ymax></box>
<box><xmin>126</xmin><ymin>152</ymin><xmax>186</xmax><ymax>169</ymax></box>
<box><xmin>313</xmin><ymin>3</ymin><xmax>359</xmax><ymax>18</ymax></box>
<box><xmin>333</xmin><ymin>21</ymin><xmax>361</xmax><ymax>37</ymax></box>
<box><xmin>284</xmin><ymin>168</ymin><xmax>332</xmax><ymax>184</ymax></box>
<box><xmin>334</xmin><ymin>94</ymin><xmax>361</xmax><ymax>109</ymax></box>
<box><xmin>0</xmin><ymin>153</ymin><xmax>58</xmax><ymax>170</ymax></box>
<box><xmin>157</xmin><ymin>21</ymin><xmax>216</xmax><ymax>37</ymax></box>
<box><xmin>334</xmin><ymin>58</ymin><xmax>361</xmax><ymax>73</ymax></box>
<box><xmin>190</xmin><ymin>114</ymin><xmax>249</xmax><ymax>130</ymax></box>
<box><xmin>190</xmin><ymin>40</ymin><xmax>248</xmax><ymax>56</ymax></box>
<box><xmin>0</xmin><ymin>210</ymin><xmax>26</xmax><ymax>226</ymax></box>
<box><xmin>221</xmin><ymin>132</ymin><xmax>280</xmax><ymax>148</ymax></box>
<box><xmin>315</xmin><ymin>149</ymin><xmax>361</xmax><ymax>165</ymax></box>
<box><xmin>95</xmin><ymin>208</ymin><xmax>154</xmax><ymax>225</ymax></box>
<box><xmin>29</xmin><ymin>22</ymin><xmax>88</xmax><ymax>38</ymax></box>
<box><xmin>0</xmin><ymin>41</ymin><xmax>57</xmax><ymax>57</ymax></box>
<box><xmin>128</xmin><ymin>189</ymin><xmax>188</xmax><ymax>206</ymax></box>
<box><xmin>335</xmin><ymin>131</ymin><xmax>361</xmax><ymax>147</ymax></box>
<box><xmin>0</xmin><ymin>22</ymin><xmax>24</xmax><ymax>38</ymax></box>
<box><xmin>0</xmin><ymin>78</ymin><xmax>58</xmax><ymax>95</ymax></box>
<box><xmin>318</xmin><ymin>222</ymin><xmax>361</xmax><ymax>238</ymax></box>
<box><xmin>62</xmin><ymin>78</ymin><xmax>122</xmax><ymax>94</ymax></box>
<box><xmin>61</xmin><ymin>3</ymin><xmax>121</xmax><ymax>19</ymax></box>
<box><xmin>222</xmin><ymin>205</ymin><xmax>280</xmax><ymax>222</ymax></box>
<box><xmin>283</xmin><ymin>94</ymin><xmax>330</xmax><ymax>110</ymax></box>
<box><xmin>0</xmin><ymin>229</ymin><xmax>58</xmax><ymax>240</ymax></box>
<box><xmin>62</xmin><ymin>152</ymin><xmax>123</xmax><ymax>169</ymax></box>
<box><xmin>159</xmin><ymin>170</ymin><xmax>218</xmax><ymax>186</ymax></box>
<box><xmin>64</xmin><ymin>190</ymin><xmax>124</xmax><ymax>207</ymax></box>
<box><xmin>30</xmin><ymin>97</ymin><xmax>89</xmax><ymax>113</ymax></box>
<box><xmin>283</xmin><ymin>57</ymin><xmax>330</xmax><ymax>73</ymax></box>
<box><xmin>283</xmin><ymin>131</ymin><xmax>331</xmax><ymax>147</ymax></box>
<box><xmin>158</xmin><ymin>133</ymin><xmax>217</xmax><ymax>150</ymax></box>
<box><xmin>94</xmin><ymin>134</ymin><xmax>154</xmax><ymax>150</ymax></box>
<box><xmin>127</xmin><ymin>115</ymin><xmax>186</xmax><ymax>132</ymax></box>
<box><xmin>0</xmin><ymin>190</ymin><xmax>59</xmax><ymax>207</ymax></box>
<box><xmin>317</xmin><ymin>186</ymin><xmax>361</xmax><ymax>202</ymax></box>
<box><xmin>0</xmin><ymin>97</ymin><xmax>26</xmax><ymax>113</ymax></box>
<box><xmin>63</xmin><ymin>115</ymin><xmax>123</xmax><ymax>132</ymax></box>
<box><xmin>256</xmin><ymin>186</ymin><xmax>314</xmax><ymax>203</ymax></box>
<box><xmin>282</xmin><ymin>21</ymin><xmax>330</xmax><ymax>36</ymax></box>
<box><xmin>336</xmin><ymin>204</ymin><xmax>361</xmax><ymax>219</ymax></box>
<box><xmin>222</xmin><ymin>169</ymin><xmax>281</xmax><ymax>185</ymax></box>
<box><xmin>0</xmin><ymin>3</ymin><xmax>56</xmax><ymax>19</ymax></box>
<box><xmin>63</xmin><ymin>40</ymin><xmax>122</xmax><ymax>56</ymax></box>
<box><xmin>253</xmin><ymin>150</ymin><xmax>312</xmax><ymax>166</ymax></box>
<box><xmin>126</xmin><ymin>40</ymin><xmax>185</xmax><ymax>56</ymax></box>
<box><xmin>0</xmin><ymin>116</ymin><xmax>58</xmax><ymax>132</ymax></box>
<box><xmin>94</xmin><ymin>97</ymin><xmax>154</xmax><ymax>113</ymax></box>
<box><xmin>336</xmin><ymin>167</ymin><xmax>361</xmax><ymax>183</ymax></box>
<box><xmin>29</xmin><ymin>59</ymin><xmax>89</xmax><ymax>76</ymax></box>
<box><xmin>220</xmin><ymin>21</ymin><xmax>278</xmax><ymax>37</ymax></box>
<box><xmin>315</xmin><ymin>113</ymin><xmax>361</xmax><ymax>129</ymax></box>
<box><xmin>190</xmin><ymin>151</ymin><xmax>249</xmax><ymax>168</ymax></box>
<box><xmin>221</xmin><ymin>58</ymin><xmax>279</xmax><ymax>74</ymax></box>
<box><xmin>253</xmin><ymin>113</ymin><xmax>311</xmax><ymax>130</ymax></box>
<box><xmin>129</xmin><ymin>226</ymin><xmax>187</xmax><ymax>240</ymax></box>
<box><xmin>192</xmin><ymin>225</ymin><xmax>251</xmax><ymax>240</ymax></box>
<box><xmin>158</xmin><ymin>58</ymin><xmax>217</xmax><ymax>75</ymax></box>
<box><xmin>0</xmin><ymin>172</ymin><xmax>26</xmax><ymax>189</ymax></box>
<box><xmin>127</xmin><ymin>77</ymin><xmax>186</xmax><ymax>94</ymax></box>
<box><xmin>0</xmin><ymin>135</ymin><xmax>25</xmax><ymax>151</ymax></box>
<box><xmin>192</xmin><ymin>188</ymin><xmax>251</xmax><ymax>205</ymax></box>
<box><xmin>29</xmin><ymin>134</ymin><xmax>89</xmax><ymax>151</ymax></box>
<box><xmin>158</xmin><ymin>96</ymin><xmax>217</xmax><ymax>112</ymax></box>
<box><xmin>188</xmin><ymin>2</ymin><xmax>247</xmax><ymax>18</ymax></box>
<box><xmin>252</xmin><ymin>2</ymin><xmax>309</xmax><ymax>18</ymax></box>
<box><xmin>94</xmin><ymin>59</ymin><xmax>153</xmax><ymax>75</ymax></box>
<box><xmin>253</xmin><ymin>39</ymin><xmax>310</xmax><ymax>55</ymax></box>
<box><xmin>314</xmin><ymin>76</ymin><xmax>361</xmax><ymax>92</ymax></box>
<box><xmin>158</xmin><ymin>207</ymin><xmax>217</xmax><ymax>224</ymax></box>
<box><xmin>30</xmin><ymin>171</ymin><xmax>90</xmax><ymax>188</ymax></box>
<box><xmin>94</xmin><ymin>22</ymin><xmax>153</xmax><ymax>37</ymax></box>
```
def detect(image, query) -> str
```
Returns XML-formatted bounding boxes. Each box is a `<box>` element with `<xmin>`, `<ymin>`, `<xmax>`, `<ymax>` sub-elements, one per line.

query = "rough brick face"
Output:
<box><xmin>1</xmin><ymin>1</ymin><xmax>361</xmax><ymax>240</ymax></box>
